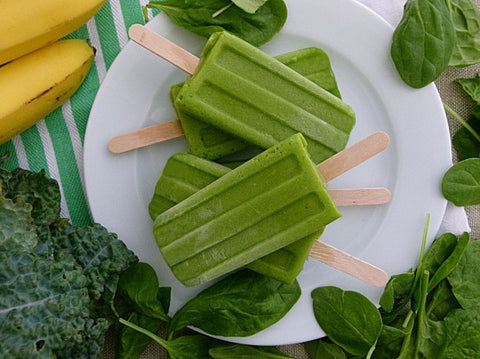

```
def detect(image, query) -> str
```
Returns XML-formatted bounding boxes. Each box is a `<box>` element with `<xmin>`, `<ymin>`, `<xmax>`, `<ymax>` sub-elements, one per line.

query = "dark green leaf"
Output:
<box><xmin>397</xmin><ymin>271</ymin><xmax>447</xmax><ymax>359</ymax></box>
<box><xmin>422</xmin><ymin>233</ymin><xmax>458</xmax><ymax>276</ymax></box>
<box><xmin>379</xmin><ymin>271</ymin><xmax>414</xmax><ymax>323</ymax></box>
<box><xmin>2</xmin><ymin>168</ymin><xmax>60</xmax><ymax>226</ymax></box>
<box><xmin>47</xmin><ymin>224</ymin><xmax>138</xmax><ymax>302</ymax></box>
<box><xmin>448</xmin><ymin>0</ymin><xmax>480</xmax><ymax>67</ymax></box>
<box><xmin>391</xmin><ymin>0</ymin><xmax>455</xmax><ymax>88</ymax></box>
<box><xmin>117</xmin><ymin>312</ymin><xmax>164</xmax><ymax>359</ymax></box>
<box><xmin>304</xmin><ymin>339</ymin><xmax>347</xmax><ymax>359</ymax></box>
<box><xmin>0</xmin><ymin>166</ymin><xmax>138</xmax><ymax>358</ymax></box>
<box><xmin>311</xmin><ymin>286</ymin><xmax>382</xmax><ymax>357</ymax></box>
<box><xmin>426</xmin><ymin>280</ymin><xmax>461</xmax><ymax>321</ymax></box>
<box><xmin>120</xmin><ymin>318</ymin><xmax>218</xmax><ymax>359</ymax></box>
<box><xmin>209</xmin><ymin>344</ymin><xmax>292</xmax><ymax>358</ymax></box>
<box><xmin>448</xmin><ymin>239</ymin><xmax>480</xmax><ymax>308</ymax></box>
<box><xmin>116</xmin><ymin>262</ymin><xmax>170</xmax><ymax>321</ymax></box>
<box><xmin>157</xmin><ymin>286</ymin><xmax>172</xmax><ymax>315</ymax></box>
<box><xmin>442</xmin><ymin>158</ymin><xmax>480</xmax><ymax>205</ymax></box>
<box><xmin>452</xmin><ymin>112</ymin><xmax>480</xmax><ymax>160</ymax></box>
<box><xmin>168</xmin><ymin>269</ymin><xmax>301</xmax><ymax>338</ymax></box>
<box><xmin>147</xmin><ymin>0</ymin><xmax>287</xmax><ymax>47</ymax></box>
<box><xmin>427</xmin><ymin>232</ymin><xmax>470</xmax><ymax>291</ymax></box>
<box><xmin>0</xmin><ymin>195</ymin><xmax>37</xmax><ymax>252</ymax></box>
<box><xmin>372</xmin><ymin>325</ymin><xmax>408</xmax><ymax>359</ymax></box>
<box><xmin>440</xmin><ymin>308</ymin><xmax>480</xmax><ymax>357</ymax></box>
<box><xmin>0</xmin><ymin>250</ymin><xmax>91</xmax><ymax>357</ymax></box>
<box><xmin>457</xmin><ymin>72</ymin><xmax>480</xmax><ymax>104</ymax></box>
<box><xmin>164</xmin><ymin>335</ymin><xmax>217</xmax><ymax>359</ymax></box>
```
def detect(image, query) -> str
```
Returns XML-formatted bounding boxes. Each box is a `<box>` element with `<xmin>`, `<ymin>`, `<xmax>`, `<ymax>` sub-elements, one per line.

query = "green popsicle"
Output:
<box><xmin>149</xmin><ymin>151</ymin><xmax>321</xmax><ymax>284</ymax></box>
<box><xmin>153</xmin><ymin>133</ymin><xmax>340</xmax><ymax>287</ymax></box>
<box><xmin>175</xmin><ymin>31</ymin><xmax>355</xmax><ymax>164</ymax></box>
<box><xmin>172</xmin><ymin>47</ymin><xmax>343</xmax><ymax>161</ymax></box>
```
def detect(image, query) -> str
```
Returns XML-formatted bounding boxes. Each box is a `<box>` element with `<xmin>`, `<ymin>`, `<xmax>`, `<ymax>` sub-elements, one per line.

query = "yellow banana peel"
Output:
<box><xmin>0</xmin><ymin>39</ymin><xmax>95</xmax><ymax>144</ymax></box>
<box><xmin>0</xmin><ymin>0</ymin><xmax>106</xmax><ymax>65</ymax></box>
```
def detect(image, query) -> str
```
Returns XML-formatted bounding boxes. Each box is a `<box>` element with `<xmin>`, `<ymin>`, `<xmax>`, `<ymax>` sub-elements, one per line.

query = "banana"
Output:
<box><xmin>0</xmin><ymin>39</ymin><xmax>95</xmax><ymax>144</ymax></box>
<box><xmin>0</xmin><ymin>0</ymin><xmax>106</xmax><ymax>65</ymax></box>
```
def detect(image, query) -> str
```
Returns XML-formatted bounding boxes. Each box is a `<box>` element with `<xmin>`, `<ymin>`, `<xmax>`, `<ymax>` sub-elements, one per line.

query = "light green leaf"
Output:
<box><xmin>231</xmin><ymin>0</ymin><xmax>268</xmax><ymax>14</ymax></box>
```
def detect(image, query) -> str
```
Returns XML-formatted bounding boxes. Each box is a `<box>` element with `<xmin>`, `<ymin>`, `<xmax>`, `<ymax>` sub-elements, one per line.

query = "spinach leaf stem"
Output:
<box><xmin>212</xmin><ymin>3</ymin><xmax>233</xmax><ymax>18</ymax></box>
<box><xmin>444</xmin><ymin>102</ymin><xmax>480</xmax><ymax>143</ymax></box>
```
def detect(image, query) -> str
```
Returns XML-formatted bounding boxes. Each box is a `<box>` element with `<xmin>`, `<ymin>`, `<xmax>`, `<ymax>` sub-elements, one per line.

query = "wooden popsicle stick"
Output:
<box><xmin>329</xmin><ymin>187</ymin><xmax>391</xmax><ymax>206</ymax></box>
<box><xmin>316</xmin><ymin>132</ymin><xmax>390</xmax><ymax>182</ymax></box>
<box><xmin>108</xmin><ymin>120</ymin><xmax>184</xmax><ymax>154</ymax></box>
<box><xmin>309</xmin><ymin>240</ymin><xmax>388</xmax><ymax>287</ymax></box>
<box><xmin>129</xmin><ymin>24</ymin><xmax>199</xmax><ymax>74</ymax></box>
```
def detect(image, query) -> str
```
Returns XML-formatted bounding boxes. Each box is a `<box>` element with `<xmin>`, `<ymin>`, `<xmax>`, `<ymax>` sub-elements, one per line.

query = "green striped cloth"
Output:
<box><xmin>0</xmin><ymin>1</ymin><xmax>159</xmax><ymax>226</ymax></box>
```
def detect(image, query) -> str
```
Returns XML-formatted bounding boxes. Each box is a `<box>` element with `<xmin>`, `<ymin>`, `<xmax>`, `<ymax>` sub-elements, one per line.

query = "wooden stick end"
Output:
<box><xmin>128</xmin><ymin>24</ymin><xmax>145</xmax><ymax>40</ymax></box>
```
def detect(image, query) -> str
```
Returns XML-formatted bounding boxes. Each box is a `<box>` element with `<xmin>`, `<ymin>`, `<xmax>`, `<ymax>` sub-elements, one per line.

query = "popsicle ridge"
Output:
<box><xmin>183</xmin><ymin>72</ymin><xmax>346</xmax><ymax>151</ymax></box>
<box><xmin>148</xmin><ymin>153</ymin><xmax>231</xmax><ymax>219</ymax></box>
<box><xmin>170</xmin><ymin>195</ymin><xmax>329</xmax><ymax>286</ymax></box>
<box><xmin>175</xmin><ymin>31</ymin><xmax>356</xmax><ymax>163</ymax></box>
<box><xmin>164</xmin><ymin>190</ymin><xmax>327</xmax><ymax>266</ymax></box>
<box><xmin>156</xmin><ymin>154</ymin><xmax>315</xmax><ymax>257</ymax></box>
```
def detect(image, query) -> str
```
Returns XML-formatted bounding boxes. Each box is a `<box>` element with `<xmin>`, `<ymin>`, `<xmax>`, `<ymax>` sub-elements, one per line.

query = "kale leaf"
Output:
<box><xmin>0</xmin><ymin>162</ymin><xmax>138</xmax><ymax>358</ymax></box>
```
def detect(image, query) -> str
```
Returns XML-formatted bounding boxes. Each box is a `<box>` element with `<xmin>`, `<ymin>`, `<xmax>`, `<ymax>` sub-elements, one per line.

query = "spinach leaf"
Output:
<box><xmin>457</xmin><ymin>72</ymin><xmax>480</xmax><ymax>104</ymax></box>
<box><xmin>114</xmin><ymin>263</ymin><xmax>171</xmax><ymax>358</ymax></box>
<box><xmin>231</xmin><ymin>0</ymin><xmax>268</xmax><ymax>14</ymax></box>
<box><xmin>379</xmin><ymin>271</ymin><xmax>414</xmax><ymax>323</ymax></box>
<box><xmin>116</xmin><ymin>312</ymin><xmax>164</xmax><ymax>359</ymax></box>
<box><xmin>371</xmin><ymin>325</ymin><xmax>408</xmax><ymax>359</ymax></box>
<box><xmin>311</xmin><ymin>286</ymin><xmax>383</xmax><ymax>357</ymax></box>
<box><xmin>449</xmin><ymin>74</ymin><xmax>480</xmax><ymax>160</ymax></box>
<box><xmin>391</xmin><ymin>0</ymin><xmax>455</xmax><ymax>88</ymax></box>
<box><xmin>445</xmin><ymin>101</ymin><xmax>480</xmax><ymax>160</ymax></box>
<box><xmin>440</xmin><ymin>308</ymin><xmax>480</xmax><ymax>357</ymax></box>
<box><xmin>397</xmin><ymin>271</ymin><xmax>447</xmax><ymax>359</ymax></box>
<box><xmin>426</xmin><ymin>279</ymin><xmax>461</xmax><ymax>321</ymax></box>
<box><xmin>146</xmin><ymin>0</ymin><xmax>287</xmax><ymax>47</ymax></box>
<box><xmin>421</xmin><ymin>233</ymin><xmax>458</xmax><ymax>276</ymax></box>
<box><xmin>120</xmin><ymin>318</ymin><xmax>217</xmax><ymax>359</ymax></box>
<box><xmin>304</xmin><ymin>339</ymin><xmax>347</xmax><ymax>359</ymax></box>
<box><xmin>452</xmin><ymin>114</ymin><xmax>480</xmax><ymax>160</ymax></box>
<box><xmin>442</xmin><ymin>158</ymin><xmax>480</xmax><ymax>205</ymax></box>
<box><xmin>115</xmin><ymin>262</ymin><xmax>170</xmax><ymax>321</ymax></box>
<box><xmin>427</xmin><ymin>232</ymin><xmax>470</xmax><ymax>291</ymax></box>
<box><xmin>448</xmin><ymin>239</ymin><xmax>480</xmax><ymax>308</ymax></box>
<box><xmin>413</xmin><ymin>272</ymin><xmax>447</xmax><ymax>359</ymax></box>
<box><xmin>209</xmin><ymin>344</ymin><xmax>292</xmax><ymax>358</ymax></box>
<box><xmin>168</xmin><ymin>269</ymin><xmax>301</xmax><ymax>338</ymax></box>
<box><xmin>447</xmin><ymin>0</ymin><xmax>480</xmax><ymax>67</ymax></box>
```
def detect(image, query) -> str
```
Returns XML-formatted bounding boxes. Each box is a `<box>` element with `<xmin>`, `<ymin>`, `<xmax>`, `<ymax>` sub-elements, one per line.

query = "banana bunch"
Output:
<box><xmin>0</xmin><ymin>0</ymin><xmax>106</xmax><ymax>144</ymax></box>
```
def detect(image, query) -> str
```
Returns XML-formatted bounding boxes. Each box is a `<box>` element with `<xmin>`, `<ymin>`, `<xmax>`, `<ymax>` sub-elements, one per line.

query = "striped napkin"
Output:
<box><xmin>0</xmin><ymin>0</ymin><xmax>470</xmax><ymax>237</ymax></box>
<box><xmin>0</xmin><ymin>1</ymin><xmax>157</xmax><ymax>226</ymax></box>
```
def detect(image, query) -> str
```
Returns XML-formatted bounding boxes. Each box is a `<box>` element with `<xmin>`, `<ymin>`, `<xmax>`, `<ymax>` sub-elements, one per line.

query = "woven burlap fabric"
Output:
<box><xmin>438</xmin><ymin>64</ymin><xmax>480</xmax><ymax>239</ymax></box>
<box><xmin>101</xmin><ymin>3</ymin><xmax>480</xmax><ymax>357</ymax></box>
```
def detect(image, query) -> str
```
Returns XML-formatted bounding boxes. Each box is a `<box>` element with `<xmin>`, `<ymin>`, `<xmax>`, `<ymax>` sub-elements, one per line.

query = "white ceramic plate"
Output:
<box><xmin>84</xmin><ymin>0</ymin><xmax>451</xmax><ymax>346</ymax></box>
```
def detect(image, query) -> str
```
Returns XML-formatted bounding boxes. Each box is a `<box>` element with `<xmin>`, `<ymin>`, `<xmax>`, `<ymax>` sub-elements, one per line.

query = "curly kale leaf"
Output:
<box><xmin>45</xmin><ymin>224</ymin><xmax>138</xmax><ymax>302</ymax></box>
<box><xmin>1</xmin><ymin>168</ymin><xmax>60</xmax><ymax>226</ymax></box>
<box><xmin>0</xmin><ymin>250</ymin><xmax>90</xmax><ymax>357</ymax></box>
<box><xmin>0</xmin><ymin>195</ymin><xmax>37</xmax><ymax>252</ymax></box>
<box><xmin>0</xmin><ymin>165</ymin><xmax>138</xmax><ymax>358</ymax></box>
